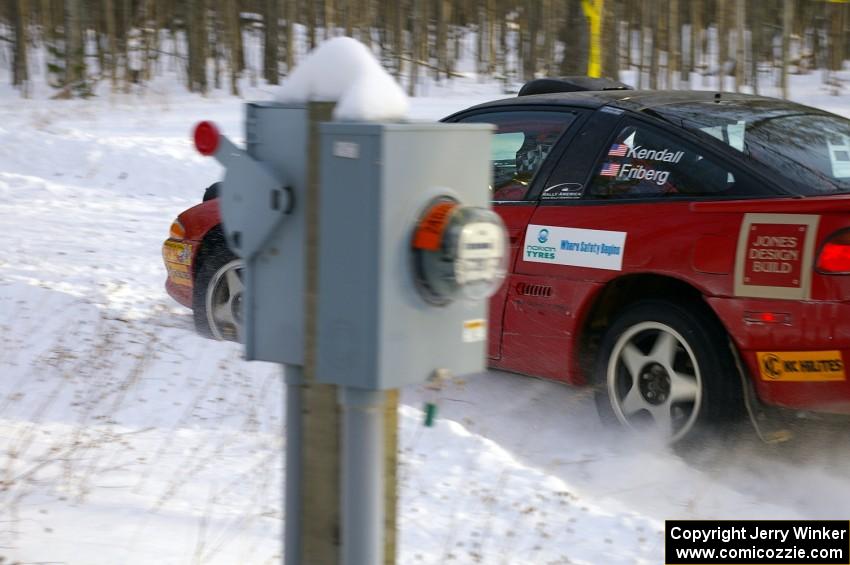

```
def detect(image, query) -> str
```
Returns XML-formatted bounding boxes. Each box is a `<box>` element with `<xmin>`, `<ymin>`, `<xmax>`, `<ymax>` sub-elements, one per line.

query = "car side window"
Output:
<box><xmin>457</xmin><ymin>111</ymin><xmax>577</xmax><ymax>202</ymax></box>
<box><xmin>589</xmin><ymin>121</ymin><xmax>744</xmax><ymax>199</ymax></box>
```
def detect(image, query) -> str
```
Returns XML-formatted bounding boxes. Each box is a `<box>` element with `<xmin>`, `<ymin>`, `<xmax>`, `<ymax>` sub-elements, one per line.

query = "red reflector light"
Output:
<box><xmin>744</xmin><ymin>311</ymin><xmax>791</xmax><ymax>325</ymax></box>
<box><xmin>816</xmin><ymin>230</ymin><xmax>850</xmax><ymax>274</ymax></box>
<box><xmin>194</xmin><ymin>121</ymin><xmax>220</xmax><ymax>156</ymax></box>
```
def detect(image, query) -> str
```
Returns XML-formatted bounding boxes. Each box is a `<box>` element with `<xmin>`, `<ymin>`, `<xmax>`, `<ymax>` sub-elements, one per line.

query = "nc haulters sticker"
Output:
<box><xmin>734</xmin><ymin>213</ymin><xmax>820</xmax><ymax>300</ymax></box>
<box><xmin>523</xmin><ymin>225</ymin><xmax>627</xmax><ymax>271</ymax></box>
<box><xmin>757</xmin><ymin>351</ymin><xmax>846</xmax><ymax>382</ymax></box>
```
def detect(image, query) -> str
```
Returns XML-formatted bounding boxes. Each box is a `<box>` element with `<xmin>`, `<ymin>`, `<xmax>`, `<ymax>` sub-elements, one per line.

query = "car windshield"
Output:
<box><xmin>649</xmin><ymin>99</ymin><xmax>850</xmax><ymax>196</ymax></box>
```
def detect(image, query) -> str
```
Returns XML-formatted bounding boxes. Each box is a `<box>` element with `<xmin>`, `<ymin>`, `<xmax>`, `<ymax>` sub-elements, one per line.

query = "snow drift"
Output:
<box><xmin>274</xmin><ymin>37</ymin><xmax>409</xmax><ymax>122</ymax></box>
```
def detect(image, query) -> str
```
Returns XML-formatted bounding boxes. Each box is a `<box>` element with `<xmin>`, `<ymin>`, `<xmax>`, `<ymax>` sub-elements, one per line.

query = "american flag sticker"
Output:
<box><xmin>599</xmin><ymin>162</ymin><xmax>621</xmax><ymax>177</ymax></box>
<box><xmin>608</xmin><ymin>143</ymin><xmax>628</xmax><ymax>157</ymax></box>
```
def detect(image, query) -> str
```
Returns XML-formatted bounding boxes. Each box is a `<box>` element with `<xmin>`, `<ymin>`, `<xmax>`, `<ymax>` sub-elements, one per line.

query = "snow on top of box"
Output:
<box><xmin>274</xmin><ymin>37</ymin><xmax>409</xmax><ymax>121</ymax></box>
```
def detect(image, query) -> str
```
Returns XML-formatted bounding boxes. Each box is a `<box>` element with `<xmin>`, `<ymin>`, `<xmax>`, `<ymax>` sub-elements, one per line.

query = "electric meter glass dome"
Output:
<box><xmin>413</xmin><ymin>200</ymin><xmax>508</xmax><ymax>305</ymax></box>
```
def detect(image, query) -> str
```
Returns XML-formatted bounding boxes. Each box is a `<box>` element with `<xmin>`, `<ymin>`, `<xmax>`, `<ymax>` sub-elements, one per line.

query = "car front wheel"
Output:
<box><xmin>593</xmin><ymin>299</ymin><xmax>743</xmax><ymax>444</ymax></box>
<box><xmin>193</xmin><ymin>242</ymin><xmax>244</xmax><ymax>342</ymax></box>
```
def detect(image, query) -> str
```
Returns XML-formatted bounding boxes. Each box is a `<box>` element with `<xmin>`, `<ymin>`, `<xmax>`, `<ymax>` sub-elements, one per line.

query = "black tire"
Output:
<box><xmin>192</xmin><ymin>230</ymin><xmax>243</xmax><ymax>341</ymax></box>
<box><xmin>593</xmin><ymin>299</ymin><xmax>743</xmax><ymax>445</ymax></box>
<box><xmin>202</xmin><ymin>182</ymin><xmax>221</xmax><ymax>202</ymax></box>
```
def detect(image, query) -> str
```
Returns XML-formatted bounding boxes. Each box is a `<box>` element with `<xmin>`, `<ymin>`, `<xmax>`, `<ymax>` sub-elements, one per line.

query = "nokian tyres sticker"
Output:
<box><xmin>523</xmin><ymin>225</ymin><xmax>627</xmax><ymax>271</ymax></box>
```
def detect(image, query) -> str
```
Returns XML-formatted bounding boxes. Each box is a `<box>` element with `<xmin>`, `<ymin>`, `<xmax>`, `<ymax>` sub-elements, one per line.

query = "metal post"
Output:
<box><xmin>300</xmin><ymin>102</ymin><xmax>342</xmax><ymax>565</ymax></box>
<box><xmin>339</xmin><ymin>387</ymin><xmax>386</xmax><ymax>565</ymax></box>
<box><xmin>284</xmin><ymin>365</ymin><xmax>303</xmax><ymax>565</ymax></box>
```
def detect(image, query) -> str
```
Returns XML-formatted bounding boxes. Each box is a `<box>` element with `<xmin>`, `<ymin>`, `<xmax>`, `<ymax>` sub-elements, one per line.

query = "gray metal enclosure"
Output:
<box><xmin>315</xmin><ymin>122</ymin><xmax>494</xmax><ymax>390</ymax></box>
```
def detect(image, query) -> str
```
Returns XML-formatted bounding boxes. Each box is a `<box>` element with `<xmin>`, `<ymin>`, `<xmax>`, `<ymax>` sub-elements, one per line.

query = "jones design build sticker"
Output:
<box><xmin>523</xmin><ymin>225</ymin><xmax>627</xmax><ymax>271</ymax></box>
<box><xmin>756</xmin><ymin>351</ymin><xmax>845</xmax><ymax>382</ymax></box>
<box><xmin>734</xmin><ymin>213</ymin><xmax>820</xmax><ymax>300</ymax></box>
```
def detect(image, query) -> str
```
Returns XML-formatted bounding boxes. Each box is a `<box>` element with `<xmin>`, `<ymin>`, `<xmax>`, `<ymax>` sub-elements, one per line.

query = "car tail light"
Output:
<box><xmin>193</xmin><ymin>121</ymin><xmax>220</xmax><ymax>156</ymax></box>
<box><xmin>169</xmin><ymin>219</ymin><xmax>186</xmax><ymax>239</ymax></box>
<box><xmin>816</xmin><ymin>229</ymin><xmax>850</xmax><ymax>274</ymax></box>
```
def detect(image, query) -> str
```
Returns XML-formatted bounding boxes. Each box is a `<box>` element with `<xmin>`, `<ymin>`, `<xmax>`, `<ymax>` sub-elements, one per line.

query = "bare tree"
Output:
<box><xmin>669</xmin><ymin>0</ymin><xmax>679</xmax><ymax>88</ymax></box>
<box><xmin>781</xmin><ymin>0</ymin><xmax>793</xmax><ymax>98</ymax></box>
<box><xmin>187</xmin><ymin>0</ymin><xmax>208</xmax><ymax>93</ymax></box>
<box><xmin>10</xmin><ymin>0</ymin><xmax>29</xmax><ymax>95</ymax></box>
<box><xmin>717</xmin><ymin>0</ymin><xmax>728</xmax><ymax>89</ymax></box>
<box><xmin>734</xmin><ymin>0</ymin><xmax>744</xmax><ymax>92</ymax></box>
<box><xmin>264</xmin><ymin>0</ymin><xmax>279</xmax><ymax>84</ymax></box>
<box><xmin>286</xmin><ymin>0</ymin><xmax>297</xmax><ymax>72</ymax></box>
<box><xmin>64</xmin><ymin>0</ymin><xmax>86</xmax><ymax>96</ymax></box>
<box><xmin>560</xmin><ymin>0</ymin><xmax>587</xmax><ymax>76</ymax></box>
<box><xmin>602</xmin><ymin>0</ymin><xmax>619</xmax><ymax>80</ymax></box>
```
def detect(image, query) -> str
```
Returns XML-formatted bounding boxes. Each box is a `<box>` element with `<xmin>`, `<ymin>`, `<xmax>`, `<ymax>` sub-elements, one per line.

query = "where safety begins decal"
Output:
<box><xmin>523</xmin><ymin>225</ymin><xmax>627</xmax><ymax>271</ymax></box>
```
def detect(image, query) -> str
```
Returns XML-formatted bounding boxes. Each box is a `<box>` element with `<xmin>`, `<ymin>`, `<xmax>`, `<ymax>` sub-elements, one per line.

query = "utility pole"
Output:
<box><xmin>286</xmin><ymin>102</ymin><xmax>401</xmax><ymax>565</ymax></box>
<box><xmin>193</xmin><ymin>70</ymin><xmax>502</xmax><ymax>565</ymax></box>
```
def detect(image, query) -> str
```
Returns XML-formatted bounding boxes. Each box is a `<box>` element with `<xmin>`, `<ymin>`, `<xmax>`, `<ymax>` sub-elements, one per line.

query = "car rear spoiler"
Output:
<box><xmin>518</xmin><ymin>76</ymin><xmax>633</xmax><ymax>96</ymax></box>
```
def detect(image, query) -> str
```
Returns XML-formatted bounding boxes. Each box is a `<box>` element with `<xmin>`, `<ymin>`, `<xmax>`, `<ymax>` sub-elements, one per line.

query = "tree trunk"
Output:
<box><xmin>104</xmin><ymin>0</ymin><xmax>117</xmax><ymax>87</ymax></box>
<box><xmin>394</xmin><ymin>0</ymin><xmax>404</xmax><ymax>79</ymax></box>
<box><xmin>541</xmin><ymin>0</ymin><xmax>555</xmax><ymax>76</ymax></box>
<box><xmin>476</xmin><ymin>1</ymin><xmax>485</xmax><ymax>75</ymax></box>
<box><xmin>286</xmin><ymin>0</ymin><xmax>296</xmax><ymax>73</ymax></box>
<box><xmin>224</xmin><ymin>0</ymin><xmax>240</xmax><ymax>94</ymax></box>
<box><xmin>781</xmin><ymin>0</ymin><xmax>792</xmax><ymax>98</ymax></box>
<box><xmin>264</xmin><ymin>0</ymin><xmax>279</xmax><ymax>84</ymax></box>
<box><xmin>734</xmin><ymin>0</ymin><xmax>744</xmax><ymax>92</ymax></box>
<box><xmin>828</xmin><ymin>1</ymin><xmax>845</xmax><ymax>94</ymax></box>
<box><xmin>213</xmin><ymin>3</ymin><xmax>222</xmax><ymax>90</ymax></box>
<box><xmin>407</xmin><ymin>0</ymin><xmax>419</xmax><ymax>96</ymax></box>
<box><xmin>602</xmin><ymin>0</ymin><xmax>619</xmax><ymax>80</ymax></box>
<box><xmin>669</xmin><ymin>0</ymin><xmax>679</xmax><ymax>88</ymax></box>
<box><xmin>637</xmin><ymin>0</ymin><xmax>647</xmax><ymax>88</ymax></box>
<box><xmin>360</xmin><ymin>0</ymin><xmax>372</xmax><ymax>48</ymax></box>
<box><xmin>325</xmin><ymin>0</ymin><xmax>334</xmax><ymax>38</ymax></box>
<box><xmin>749</xmin><ymin>0</ymin><xmax>760</xmax><ymax>95</ymax></box>
<box><xmin>436</xmin><ymin>0</ymin><xmax>448</xmax><ymax>80</ymax></box>
<box><xmin>187</xmin><ymin>0</ymin><xmax>208</xmax><ymax>93</ymax></box>
<box><xmin>11</xmin><ymin>0</ymin><xmax>30</xmax><ymax>95</ymax></box>
<box><xmin>649</xmin><ymin>0</ymin><xmax>658</xmax><ymax>89</ymax></box>
<box><xmin>497</xmin><ymin>0</ymin><xmax>510</xmax><ymax>85</ymax></box>
<box><xmin>488</xmin><ymin>0</ymin><xmax>496</xmax><ymax>74</ymax></box>
<box><xmin>142</xmin><ymin>0</ymin><xmax>154</xmax><ymax>82</ymax></box>
<box><xmin>122</xmin><ymin>0</ymin><xmax>131</xmax><ymax>93</ymax></box>
<box><xmin>306</xmin><ymin>0</ymin><xmax>316</xmax><ymax>49</ymax></box>
<box><xmin>560</xmin><ymin>0</ymin><xmax>587</xmax><ymax>76</ymax></box>
<box><xmin>65</xmin><ymin>0</ymin><xmax>85</xmax><ymax>95</ymax></box>
<box><xmin>717</xmin><ymin>0</ymin><xmax>727</xmax><ymax>89</ymax></box>
<box><xmin>680</xmin><ymin>0</ymin><xmax>690</xmax><ymax>82</ymax></box>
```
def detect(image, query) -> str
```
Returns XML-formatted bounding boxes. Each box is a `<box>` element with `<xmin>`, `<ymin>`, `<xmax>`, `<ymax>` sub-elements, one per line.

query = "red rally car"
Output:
<box><xmin>164</xmin><ymin>82</ymin><xmax>850</xmax><ymax>443</ymax></box>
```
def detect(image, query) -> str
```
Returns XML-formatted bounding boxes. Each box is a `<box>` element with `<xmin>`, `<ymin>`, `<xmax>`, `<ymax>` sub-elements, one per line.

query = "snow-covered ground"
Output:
<box><xmin>2</xmin><ymin>71</ymin><xmax>850</xmax><ymax>564</ymax></box>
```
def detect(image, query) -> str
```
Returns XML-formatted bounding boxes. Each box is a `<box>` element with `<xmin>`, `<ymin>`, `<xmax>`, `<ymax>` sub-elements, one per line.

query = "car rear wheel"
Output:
<box><xmin>593</xmin><ymin>299</ymin><xmax>743</xmax><ymax>445</ymax></box>
<box><xmin>193</xmin><ymin>242</ymin><xmax>243</xmax><ymax>342</ymax></box>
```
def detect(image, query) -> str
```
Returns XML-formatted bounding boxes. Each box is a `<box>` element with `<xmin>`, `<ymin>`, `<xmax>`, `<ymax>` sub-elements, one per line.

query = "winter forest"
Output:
<box><xmin>1</xmin><ymin>1</ymin><xmax>849</xmax><ymax>99</ymax></box>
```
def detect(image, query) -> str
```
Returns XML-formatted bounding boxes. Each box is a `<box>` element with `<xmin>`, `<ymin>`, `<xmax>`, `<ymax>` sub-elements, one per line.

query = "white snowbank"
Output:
<box><xmin>274</xmin><ymin>37</ymin><xmax>409</xmax><ymax>121</ymax></box>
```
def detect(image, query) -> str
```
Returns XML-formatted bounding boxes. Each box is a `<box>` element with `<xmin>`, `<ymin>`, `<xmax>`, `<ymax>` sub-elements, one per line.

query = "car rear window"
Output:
<box><xmin>457</xmin><ymin>111</ymin><xmax>577</xmax><ymax>201</ymax></box>
<box><xmin>650</xmin><ymin>100</ymin><xmax>850</xmax><ymax>196</ymax></box>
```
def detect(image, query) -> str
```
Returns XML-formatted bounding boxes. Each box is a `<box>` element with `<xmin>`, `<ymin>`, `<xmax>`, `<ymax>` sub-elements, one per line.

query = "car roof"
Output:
<box><xmin>448</xmin><ymin>89</ymin><xmax>796</xmax><ymax>117</ymax></box>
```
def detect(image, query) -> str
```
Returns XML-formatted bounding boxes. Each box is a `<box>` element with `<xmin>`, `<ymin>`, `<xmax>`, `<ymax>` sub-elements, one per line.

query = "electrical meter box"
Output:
<box><xmin>316</xmin><ymin>123</ymin><xmax>495</xmax><ymax>390</ymax></box>
<box><xmin>217</xmin><ymin>103</ymin><xmax>309</xmax><ymax>365</ymax></box>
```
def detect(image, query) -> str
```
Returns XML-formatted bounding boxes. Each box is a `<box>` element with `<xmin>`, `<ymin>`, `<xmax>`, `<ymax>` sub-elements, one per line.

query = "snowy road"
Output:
<box><xmin>1</xmin><ymin>81</ymin><xmax>850</xmax><ymax>564</ymax></box>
